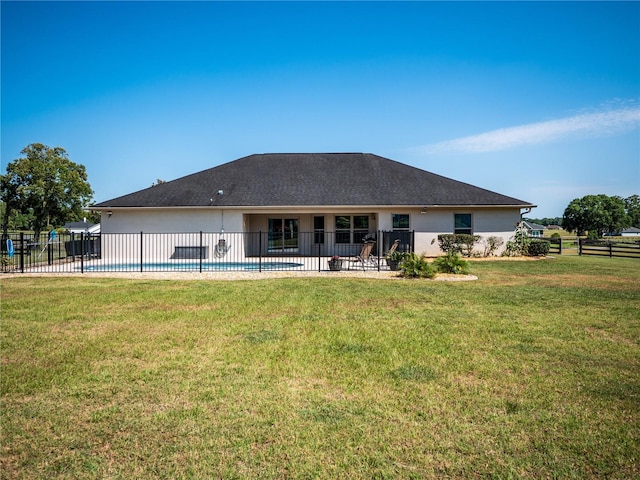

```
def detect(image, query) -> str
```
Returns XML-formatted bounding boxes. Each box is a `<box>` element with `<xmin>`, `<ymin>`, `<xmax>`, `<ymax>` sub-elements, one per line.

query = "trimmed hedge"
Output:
<box><xmin>437</xmin><ymin>234</ymin><xmax>480</xmax><ymax>257</ymax></box>
<box><xmin>527</xmin><ymin>239</ymin><xmax>550</xmax><ymax>256</ymax></box>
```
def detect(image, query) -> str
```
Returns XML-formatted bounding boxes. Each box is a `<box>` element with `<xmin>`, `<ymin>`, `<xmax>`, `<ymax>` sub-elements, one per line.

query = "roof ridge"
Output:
<box><xmin>254</xmin><ymin>152</ymin><xmax>368</xmax><ymax>155</ymax></box>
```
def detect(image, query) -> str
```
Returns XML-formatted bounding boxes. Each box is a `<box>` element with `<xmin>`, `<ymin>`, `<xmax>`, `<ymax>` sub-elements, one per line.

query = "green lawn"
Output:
<box><xmin>1</xmin><ymin>256</ymin><xmax>639</xmax><ymax>479</ymax></box>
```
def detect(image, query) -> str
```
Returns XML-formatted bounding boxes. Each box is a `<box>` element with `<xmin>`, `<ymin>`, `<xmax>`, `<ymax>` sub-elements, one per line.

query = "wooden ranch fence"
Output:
<box><xmin>543</xmin><ymin>237</ymin><xmax>580</xmax><ymax>255</ymax></box>
<box><xmin>578</xmin><ymin>238</ymin><xmax>640</xmax><ymax>259</ymax></box>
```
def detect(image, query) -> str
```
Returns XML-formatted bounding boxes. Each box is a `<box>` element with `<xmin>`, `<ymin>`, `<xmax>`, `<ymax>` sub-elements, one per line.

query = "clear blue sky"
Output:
<box><xmin>2</xmin><ymin>1</ymin><xmax>639</xmax><ymax>219</ymax></box>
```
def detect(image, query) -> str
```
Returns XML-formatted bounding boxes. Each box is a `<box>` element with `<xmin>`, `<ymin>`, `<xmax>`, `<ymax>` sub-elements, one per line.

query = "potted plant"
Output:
<box><xmin>328</xmin><ymin>255</ymin><xmax>343</xmax><ymax>271</ymax></box>
<box><xmin>385</xmin><ymin>250</ymin><xmax>405</xmax><ymax>271</ymax></box>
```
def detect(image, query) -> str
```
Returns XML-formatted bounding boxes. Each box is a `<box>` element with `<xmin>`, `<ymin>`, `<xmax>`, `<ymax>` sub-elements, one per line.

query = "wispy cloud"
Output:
<box><xmin>414</xmin><ymin>103</ymin><xmax>640</xmax><ymax>155</ymax></box>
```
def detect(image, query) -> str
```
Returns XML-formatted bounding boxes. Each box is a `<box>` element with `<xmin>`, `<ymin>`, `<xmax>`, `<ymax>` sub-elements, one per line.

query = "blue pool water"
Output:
<box><xmin>80</xmin><ymin>261</ymin><xmax>304</xmax><ymax>272</ymax></box>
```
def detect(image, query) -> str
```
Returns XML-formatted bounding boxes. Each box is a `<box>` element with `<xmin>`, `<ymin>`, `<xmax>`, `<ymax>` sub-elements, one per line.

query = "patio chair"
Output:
<box><xmin>346</xmin><ymin>239</ymin><xmax>377</xmax><ymax>270</ymax></box>
<box><xmin>385</xmin><ymin>239</ymin><xmax>401</xmax><ymax>257</ymax></box>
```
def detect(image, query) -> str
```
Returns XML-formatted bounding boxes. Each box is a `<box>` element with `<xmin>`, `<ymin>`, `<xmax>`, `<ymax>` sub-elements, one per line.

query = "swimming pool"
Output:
<box><xmin>80</xmin><ymin>261</ymin><xmax>305</xmax><ymax>272</ymax></box>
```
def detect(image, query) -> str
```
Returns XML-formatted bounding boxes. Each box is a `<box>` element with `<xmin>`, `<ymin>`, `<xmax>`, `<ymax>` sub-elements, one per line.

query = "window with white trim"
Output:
<box><xmin>335</xmin><ymin>215</ymin><xmax>370</xmax><ymax>244</ymax></box>
<box><xmin>392</xmin><ymin>214</ymin><xmax>410</xmax><ymax>231</ymax></box>
<box><xmin>454</xmin><ymin>213</ymin><xmax>472</xmax><ymax>235</ymax></box>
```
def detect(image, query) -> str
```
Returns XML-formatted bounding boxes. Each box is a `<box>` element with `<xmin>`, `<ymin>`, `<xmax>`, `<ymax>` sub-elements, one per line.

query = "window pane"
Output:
<box><xmin>269</xmin><ymin>218</ymin><xmax>299</xmax><ymax>251</ymax></box>
<box><xmin>336</xmin><ymin>232</ymin><xmax>351</xmax><ymax>244</ymax></box>
<box><xmin>454</xmin><ymin>214</ymin><xmax>472</xmax><ymax>234</ymax></box>
<box><xmin>392</xmin><ymin>214</ymin><xmax>410</xmax><ymax>230</ymax></box>
<box><xmin>314</xmin><ymin>216</ymin><xmax>325</xmax><ymax>244</ymax></box>
<box><xmin>283</xmin><ymin>219</ymin><xmax>298</xmax><ymax>244</ymax></box>
<box><xmin>268</xmin><ymin>219</ymin><xmax>283</xmax><ymax>250</ymax></box>
<box><xmin>354</xmin><ymin>230</ymin><xmax>369</xmax><ymax>243</ymax></box>
<box><xmin>454</xmin><ymin>214</ymin><xmax>472</xmax><ymax>229</ymax></box>
<box><xmin>335</xmin><ymin>216</ymin><xmax>350</xmax><ymax>229</ymax></box>
<box><xmin>354</xmin><ymin>215</ymin><xmax>369</xmax><ymax>229</ymax></box>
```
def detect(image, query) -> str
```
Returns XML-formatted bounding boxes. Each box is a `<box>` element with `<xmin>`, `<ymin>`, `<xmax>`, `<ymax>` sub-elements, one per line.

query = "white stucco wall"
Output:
<box><xmin>101</xmin><ymin>208</ymin><xmax>244</xmax><ymax>234</ymax></box>
<box><xmin>100</xmin><ymin>208</ymin><xmax>246</xmax><ymax>261</ymax></box>
<box><xmin>98</xmin><ymin>206</ymin><xmax>523</xmax><ymax>260</ymax></box>
<box><xmin>409</xmin><ymin>208</ymin><xmax>521</xmax><ymax>256</ymax></box>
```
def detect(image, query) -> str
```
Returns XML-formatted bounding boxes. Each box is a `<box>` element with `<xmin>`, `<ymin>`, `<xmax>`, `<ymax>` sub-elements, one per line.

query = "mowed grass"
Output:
<box><xmin>1</xmin><ymin>256</ymin><xmax>638</xmax><ymax>479</ymax></box>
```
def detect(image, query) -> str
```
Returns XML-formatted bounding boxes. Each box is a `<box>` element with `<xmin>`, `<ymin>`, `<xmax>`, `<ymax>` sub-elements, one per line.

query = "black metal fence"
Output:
<box><xmin>1</xmin><ymin>230</ymin><xmax>414</xmax><ymax>274</ymax></box>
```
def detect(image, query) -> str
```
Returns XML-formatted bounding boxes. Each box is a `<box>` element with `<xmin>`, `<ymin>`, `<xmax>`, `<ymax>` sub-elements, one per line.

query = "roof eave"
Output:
<box><xmin>90</xmin><ymin>203</ymin><xmax>536</xmax><ymax>211</ymax></box>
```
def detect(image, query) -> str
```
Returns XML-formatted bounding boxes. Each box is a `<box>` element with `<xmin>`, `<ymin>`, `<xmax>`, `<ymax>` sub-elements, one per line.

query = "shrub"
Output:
<box><xmin>398</xmin><ymin>253</ymin><xmax>436</xmax><ymax>278</ymax></box>
<box><xmin>503</xmin><ymin>222</ymin><xmax>531</xmax><ymax>257</ymax></box>
<box><xmin>437</xmin><ymin>234</ymin><xmax>461</xmax><ymax>254</ymax></box>
<box><xmin>481</xmin><ymin>236</ymin><xmax>504</xmax><ymax>257</ymax></box>
<box><xmin>460</xmin><ymin>234</ymin><xmax>481</xmax><ymax>257</ymax></box>
<box><xmin>437</xmin><ymin>234</ymin><xmax>480</xmax><ymax>257</ymax></box>
<box><xmin>527</xmin><ymin>239</ymin><xmax>550</xmax><ymax>256</ymax></box>
<box><xmin>433</xmin><ymin>253</ymin><xmax>470</xmax><ymax>275</ymax></box>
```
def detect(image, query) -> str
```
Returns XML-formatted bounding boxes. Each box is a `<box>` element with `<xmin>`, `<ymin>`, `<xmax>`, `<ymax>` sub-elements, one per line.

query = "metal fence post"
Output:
<box><xmin>80</xmin><ymin>233</ymin><xmax>85</xmax><ymax>273</ymax></box>
<box><xmin>19</xmin><ymin>232</ymin><xmax>25</xmax><ymax>273</ymax></box>
<box><xmin>259</xmin><ymin>231</ymin><xmax>263</xmax><ymax>272</ymax></box>
<box><xmin>140</xmin><ymin>231</ymin><xmax>144</xmax><ymax>272</ymax></box>
<box><xmin>377</xmin><ymin>229</ymin><xmax>381</xmax><ymax>271</ymax></box>
<box><xmin>71</xmin><ymin>232</ymin><xmax>76</xmax><ymax>261</ymax></box>
<box><xmin>199</xmin><ymin>231</ymin><xmax>203</xmax><ymax>273</ymax></box>
<box><xmin>48</xmin><ymin>234</ymin><xmax>53</xmax><ymax>266</ymax></box>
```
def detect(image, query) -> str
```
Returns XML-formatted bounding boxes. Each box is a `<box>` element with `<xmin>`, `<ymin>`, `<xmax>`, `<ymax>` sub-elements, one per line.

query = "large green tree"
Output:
<box><xmin>562</xmin><ymin>194</ymin><xmax>630</xmax><ymax>237</ymax></box>
<box><xmin>624</xmin><ymin>195</ymin><xmax>640</xmax><ymax>228</ymax></box>
<box><xmin>1</xmin><ymin>143</ymin><xmax>93</xmax><ymax>239</ymax></box>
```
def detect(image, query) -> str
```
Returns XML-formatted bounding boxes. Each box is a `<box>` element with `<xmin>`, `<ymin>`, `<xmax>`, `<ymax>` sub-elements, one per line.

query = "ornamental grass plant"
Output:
<box><xmin>433</xmin><ymin>252</ymin><xmax>471</xmax><ymax>274</ymax></box>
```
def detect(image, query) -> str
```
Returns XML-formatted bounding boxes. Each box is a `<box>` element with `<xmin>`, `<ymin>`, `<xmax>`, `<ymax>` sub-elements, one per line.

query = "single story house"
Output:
<box><xmin>90</xmin><ymin>153</ymin><xmax>536</xmax><ymax>258</ymax></box>
<box><xmin>64</xmin><ymin>219</ymin><xmax>101</xmax><ymax>235</ymax></box>
<box><xmin>620</xmin><ymin>227</ymin><xmax>640</xmax><ymax>237</ymax></box>
<box><xmin>521</xmin><ymin>221</ymin><xmax>545</xmax><ymax>238</ymax></box>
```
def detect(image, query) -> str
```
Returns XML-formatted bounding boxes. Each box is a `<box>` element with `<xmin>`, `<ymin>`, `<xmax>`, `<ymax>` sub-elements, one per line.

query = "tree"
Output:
<box><xmin>625</xmin><ymin>195</ymin><xmax>640</xmax><ymax>228</ymax></box>
<box><xmin>562</xmin><ymin>194</ymin><xmax>630</xmax><ymax>237</ymax></box>
<box><xmin>524</xmin><ymin>216</ymin><xmax>563</xmax><ymax>227</ymax></box>
<box><xmin>1</xmin><ymin>143</ymin><xmax>93</xmax><ymax>239</ymax></box>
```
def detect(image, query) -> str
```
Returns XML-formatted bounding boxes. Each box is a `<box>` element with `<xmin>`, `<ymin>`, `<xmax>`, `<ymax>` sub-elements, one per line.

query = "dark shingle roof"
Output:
<box><xmin>522</xmin><ymin>221</ymin><xmax>545</xmax><ymax>231</ymax></box>
<box><xmin>93</xmin><ymin>153</ymin><xmax>534</xmax><ymax>208</ymax></box>
<box><xmin>64</xmin><ymin>221</ymin><xmax>94</xmax><ymax>229</ymax></box>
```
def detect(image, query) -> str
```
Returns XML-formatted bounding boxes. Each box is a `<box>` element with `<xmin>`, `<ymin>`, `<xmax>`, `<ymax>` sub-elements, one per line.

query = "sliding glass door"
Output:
<box><xmin>268</xmin><ymin>218</ymin><xmax>299</xmax><ymax>253</ymax></box>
